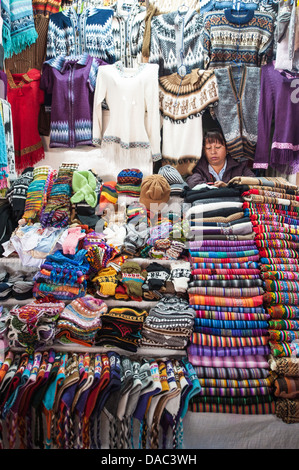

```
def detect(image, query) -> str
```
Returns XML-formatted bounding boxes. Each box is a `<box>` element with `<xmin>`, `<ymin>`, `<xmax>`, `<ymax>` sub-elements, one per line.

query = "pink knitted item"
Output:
<box><xmin>63</xmin><ymin>227</ymin><xmax>86</xmax><ymax>255</ymax></box>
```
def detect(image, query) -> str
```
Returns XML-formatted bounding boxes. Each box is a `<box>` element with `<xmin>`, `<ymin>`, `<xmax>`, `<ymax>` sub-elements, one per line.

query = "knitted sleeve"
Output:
<box><xmin>92</xmin><ymin>66</ymin><xmax>107</xmax><ymax>146</ymax></box>
<box><xmin>144</xmin><ymin>64</ymin><xmax>162</xmax><ymax>162</ymax></box>
<box><xmin>253</xmin><ymin>64</ymin><xmax>275</xmax><ymax>170</ymax></box>
<box><xmin>40</xmin><ymin>63</ymin><xmax>54</xmax><ymax>94</ymax></box>
<box><xmin>202</xmin><ymin>13</ymin><xmax>211</xmax><ymax>70</ymax></box>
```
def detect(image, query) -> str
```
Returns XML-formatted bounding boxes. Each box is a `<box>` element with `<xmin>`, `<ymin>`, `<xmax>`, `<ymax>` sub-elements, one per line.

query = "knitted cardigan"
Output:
<box><xmin>202</xmin><ymin>9</ymin><xmax>274</xmax><ymax>69</ymax></box>
<box><xmin>254</xmin><ymin>62</ymin><xmax>299</xmax><ymax>174</ymax></box>
<box><xmin>213</xmin><ymin>65</ymin><xmax>261</xmax><ymax>162</ymax></box>
<box><xmin>148</xmin><ymin>8</ymin><xmax>205</xmax><ymax>77</ymax></box>
<box><xmin>46</xmin><ymin>6</ymin><xmax>115</xmax><ymax>63</ymax></box>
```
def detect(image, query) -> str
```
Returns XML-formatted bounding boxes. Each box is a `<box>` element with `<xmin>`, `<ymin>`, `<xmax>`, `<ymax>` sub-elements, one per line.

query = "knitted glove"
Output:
<box><xmin>118</xmin><ymin>261</ymin><xmax>147</xmax><ymax>301</ymax></box>
<box><xmin>170</xmin><ymin>261</ymin><xmax>191</xmax><ymax>293</ymax></box>
<box><xmin>92</xmin><ymin>266</ymin><xmax>118</xmax><ymax>297</ymax></box>
<box><xmin>143</xmin><ymin>262</ymin><xmax>170</xmax><ymax>291</ymax></box>
<box><xmin>123</xmin><ymin>223</ymin><xmax>149</xmax><ymax>256</ymax></box>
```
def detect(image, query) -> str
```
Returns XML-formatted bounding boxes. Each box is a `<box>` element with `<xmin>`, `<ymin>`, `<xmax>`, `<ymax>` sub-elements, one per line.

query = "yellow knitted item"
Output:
<box><xmin>92</xmin><ymin>266</ymin><xmax>118</xmax><ymax>297</ymax></box>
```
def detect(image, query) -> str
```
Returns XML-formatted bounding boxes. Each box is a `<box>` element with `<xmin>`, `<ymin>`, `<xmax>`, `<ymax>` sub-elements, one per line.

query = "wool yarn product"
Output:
<box><xmin>70</xmin><ymin>170</ymin><xmax>98</xmax><ymax>208</ymax></box>
<box><xmin>116</xmin><ymin>168</ymin><xmax>143</xmax><ymax>197</ymax></box>
<box><xmin>117</xmin><ymin>261</ymin><xmax>147</xmax><ymax>301</ymax></box>
<box><xmin>40</xmin><ymin>164</ymin><xmax>77</xmax><ymax>228</ymax></box>
<box><xmin>22</xmin><ymin>166</ymin><xmax>52</xmax><ymax>222</ymax></box>
<box><xmin>55</xmin><ymin>295</ymin><xmax>107</xmax><ymax>347</ymax></box>
<box><xmin>97</xmin><ymin>181</ymin><xmax>118</xmax><ymax>214</ymax></box>
<box><xmin>92</xmin><ymin>266</ymin><xmax>118</xmax><ymax>298</ymax></box>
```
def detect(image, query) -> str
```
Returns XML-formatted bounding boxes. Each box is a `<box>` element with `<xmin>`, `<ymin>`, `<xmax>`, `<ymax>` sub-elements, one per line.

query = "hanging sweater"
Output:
<box><xmin>213</xmin><ymin>65</ymin><xmax>261</xmax><ymax>162</ymax></box>
<box><xmin>40</xmin><ymin>53</ymin><xmax>105</xmax><ymax>148</ymax></box>
<box><xmin>92</xmin><ymin>61</ymin><xmax>161</xmax><ymax>179</ymax></box>
<box><xmin>254</xmin><ymin>62</ymin><xmax>299</xmax><ymax>174</ymax></box>
<box><xmin>148</xmin><ymin>8</ymin><xmax>205</xmax><ymax>77</ymax></box>
<box><xmin>111</xmin><ymin>1</ymin><xmax>146</xmax><ymax>68</ymax></box>
<box><xmin>46</xmin><ymin>6</ymin><xmax>115</xmax><ymax>63</ymax></box>
<box><xmin>159</xmin><ymin>68</ymin><xmax>218</xmax><ymax>177</ymax></box>
<box><xmin>202</xmin><ymin>9</ymin><xmax>274</xmax><ymax>69</ymax></box>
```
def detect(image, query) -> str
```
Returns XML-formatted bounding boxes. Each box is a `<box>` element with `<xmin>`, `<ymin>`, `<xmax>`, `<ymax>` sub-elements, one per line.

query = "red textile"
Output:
<box><xmin>7</xmin><ymin>68</ymin><xmax>45</xmax><ymax>172</ymax></box>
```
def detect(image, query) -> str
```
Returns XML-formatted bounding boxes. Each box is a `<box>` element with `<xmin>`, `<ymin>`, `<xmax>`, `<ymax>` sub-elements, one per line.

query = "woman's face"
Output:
<box><xmin>204</xmin><ymin>139</ymin><xmax>227</xmax><ymax>167</ymax></box>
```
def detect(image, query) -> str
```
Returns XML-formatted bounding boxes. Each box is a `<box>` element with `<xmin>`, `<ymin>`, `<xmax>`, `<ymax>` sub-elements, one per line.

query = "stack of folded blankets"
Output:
<box><xmin>55</xmin><ymin>295</ymin><xmax>108</xmax><ymax>347</ymax></box>
<box><xmin>7</xmin><ymin>300</ymin><xmax>65</xmax><ymax>351</ymax></box>
<box><xmin>95</xmin><ymin>306</ymin><xmax>148</xmax><ymax>352</ymax></box>
<box><xmin>269</xmin><ymin>355</ymin><xmax>299</xmax><ymax>424</ymax></box>
<box><xmin>185</xmin><ymin>183</ymin><xmax>275</xmax><ymax>415</ymax></box>
<box><xmin>140</xmin><ymin>295</ymin><xmax>195</xmax><ymax>351</ymax></box>
<box><xmin>233</xmin><ymin>176</ymin><xmax>299</xmax><ymax>360</ymax></box>
<box><xmin>32</xmin><ymin>248</ymin><xmax>90</xmax><ymax>301</ymax></box>
<box><xmin>230</xmin><ymin>175</ymin><xmax>299</xmax><ymax>422</ymax></box>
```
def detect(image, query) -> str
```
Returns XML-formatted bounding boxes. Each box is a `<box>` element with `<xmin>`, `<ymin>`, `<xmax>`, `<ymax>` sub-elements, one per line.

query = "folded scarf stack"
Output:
<box><xmin>33</xmin><ymin>248</ymin><xmax>90</xmax><ymax>301</ymax></box>
<box><xmin>95</xmin><ymin>306</ymin><xmax>148</xmax><ymax>352</ymax></box>
<box><xmin>140</xmin><ymin>295</ymin><xmax>195</xmax><ymax>350</ymax></box>
<box><xmin>7</xmin><ymin>300</ymin><xmax>65</xmax><ymax>352</ymax></box>
<box><xmin>269</xmin><ymin>355</ymin><xmax>299</xmax><ymax>423</ymax></box>
<box><xmin>235</xmin><ymin>176</ymin><xmax>299</xmax><ymax>360</ymax></box>
<box><xmin>186</xmin><ymin>184</ymin><xmax>274</xmax><ymax>415</ymax></box>
<box><xmin>55</xmin><ymin>295</ymin><xmax>108</xmax><ymax>347</ymax></box>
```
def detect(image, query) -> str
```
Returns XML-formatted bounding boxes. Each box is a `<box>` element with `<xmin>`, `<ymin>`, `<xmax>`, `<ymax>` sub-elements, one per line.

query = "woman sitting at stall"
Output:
<box><xmin>186</xmin><ymin>129</ymin><xmax>254</xmax><ymax>189</ymax></box>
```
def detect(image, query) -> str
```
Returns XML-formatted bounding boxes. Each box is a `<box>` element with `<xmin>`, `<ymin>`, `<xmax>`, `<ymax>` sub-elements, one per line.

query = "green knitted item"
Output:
<box><xmin>70</xmin><ymin>170</ymin><xmax>97</xmax><ymax>208</ymax></box>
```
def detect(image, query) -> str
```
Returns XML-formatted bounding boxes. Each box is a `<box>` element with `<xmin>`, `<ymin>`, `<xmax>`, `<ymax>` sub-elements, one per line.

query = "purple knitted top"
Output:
<box><xmin>40</xmin><ymin>53</ymin><xmax>107</xmax><ymax>148</ymax></box>
<box><xmin>254</xmin><ymin>61</ymin><xmax>299</xmax><ymax>174</ymax></box>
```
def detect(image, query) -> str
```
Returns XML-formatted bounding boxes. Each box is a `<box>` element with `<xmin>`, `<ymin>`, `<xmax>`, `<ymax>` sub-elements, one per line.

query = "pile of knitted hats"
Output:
<box><xmin>116</xmin><ymin>168</ymin><xmax>143</xmax><ymax>198</ymax></box>
<box><xmin>55</xmin><ymin>295</ymin><xmax>108</xmax><ymax>347</ymax></box>
<box><xmin>6</xmin><ymin>300</ymin><xmax>65</xmax><ymax>351</ymax></box>
<box><xmin>32</xmin><ymin>248</ymin><xmax>90</xmax><ymax>301</ymax></box>
<box><xmin>95</xmin><ymin>306</ymin><xmax>148</xmax><ymax>352</ymax></box>
<box><xmin>140</xmin><ymin>295</ymin><xmax>195</xmax><ymax>350</ymax></box>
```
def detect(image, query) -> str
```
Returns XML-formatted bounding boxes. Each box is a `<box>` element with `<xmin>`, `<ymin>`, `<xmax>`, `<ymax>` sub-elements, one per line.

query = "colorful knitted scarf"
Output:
<box><xmin>1</xmin><ymin>0</ymin><xmax>38</xmax><ymax>58</ymax></box>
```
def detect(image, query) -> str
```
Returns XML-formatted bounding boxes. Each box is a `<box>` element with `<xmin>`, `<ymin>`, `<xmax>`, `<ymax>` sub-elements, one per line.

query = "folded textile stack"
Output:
<box><xmin>6</xmin><ymin>300</ymin><xmax>65</xmax><ymax>351</ymax></box>
<box><xmin>233</xmin><ymin>176</ymin><xmax>299</xmax><ymax>360</ymax></box>
<box><xmin>32</xmin><ymin>248</ymin><xmax>90</xmax><ymax>301</ymax></box>
<box><xmin>22</xmin><ymin>166</ymin><xmax>55</xmax><ymax>223</ymax></box>
<box><xmin>269</xmin><ymin>355</ymin><xmax>299</xmax><ymax>424</ymax></box>
<box><xmin>0</xmin><ymin>307</ymin><xmax>9</xmax><ymax>362</ymax></box>
<box><xmin>185</xmin><ymin>184</ymin><xmax>275</xmax><ymax>414</ymax></box>
<box><xmin>55</xmin><ymin>295</ymin><xmax>108</xmax><ymax>347</ymax></box>
<box><xmin>95</xmin><ymin>307</ymin><xmax>148</xmax><ymax>352</ymax></box>
<box><xmin>140</xmin><ymin>295</ymin><xmax>195</xmax><ymax>350</ymax></box>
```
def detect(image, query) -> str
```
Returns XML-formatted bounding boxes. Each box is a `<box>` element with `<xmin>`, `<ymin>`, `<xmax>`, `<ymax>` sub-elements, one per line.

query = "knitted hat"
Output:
<box><xmin>118</xmin><ymin>261</ymin><xmax>147</xmax><ymax>301</ymax></box>
<box><xmin>158</xmin><ymin>165</ymin><xmax>188</xmax><ymax>196</ymax></box>
<box><xmin>139</xmin><ymin>175</ymin><xmax>171</xmax><ymax>210</ymax></box>
<box><xmin>92</xmin><ymin>266</ymin><xmax>118</xmax><ymax>297</ymax></box>
<box><xmin>116</xmin><ymin>169</ymin><xmax>143</xmax><ymax>196</ymax></box>
<box><xmin>71</xmin><ymin>170</ymin><xmax>97</xmax><ymax>208</ymax></box>
<box><xmin>97</xmin><ymin>181</ymin><xmax>118</xmax><ymax>214</ymax></box>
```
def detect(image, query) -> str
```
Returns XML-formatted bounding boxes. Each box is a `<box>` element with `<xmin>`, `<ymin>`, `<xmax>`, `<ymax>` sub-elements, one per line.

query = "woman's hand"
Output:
<box><xmin>213</xmin><ymin>181</ymin><xmax>227</xmax><ymax>187</ymax></box>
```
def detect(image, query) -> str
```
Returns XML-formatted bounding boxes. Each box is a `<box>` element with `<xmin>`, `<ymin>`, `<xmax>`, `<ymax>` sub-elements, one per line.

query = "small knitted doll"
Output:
<box><xmin>117</xmin><ymin>261</ymin><xmax>147</xmax><ymax>301</ymax></box>
<box><xmin>62</xmin><ymin>227</ymin><xmax>86</xmax><ymax>255</ymax></box>
<box><xmin>92</xmin><ymin>266</ymin><xmax>118</xmax><ymax>297</ymax></box>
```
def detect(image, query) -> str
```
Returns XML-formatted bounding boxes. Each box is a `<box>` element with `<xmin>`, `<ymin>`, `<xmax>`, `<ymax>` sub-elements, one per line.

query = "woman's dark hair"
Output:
<box><xmin>203</xmin><ymin>129</ymin><xmax>226</xmax><ymax>147</ymax></box>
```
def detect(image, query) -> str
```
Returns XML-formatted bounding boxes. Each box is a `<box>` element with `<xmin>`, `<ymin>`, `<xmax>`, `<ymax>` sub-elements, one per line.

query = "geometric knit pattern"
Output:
<box><xmin>46</xmin><ymin>7</ymin><xmax>115</xmax><ymax>62</ymax></box>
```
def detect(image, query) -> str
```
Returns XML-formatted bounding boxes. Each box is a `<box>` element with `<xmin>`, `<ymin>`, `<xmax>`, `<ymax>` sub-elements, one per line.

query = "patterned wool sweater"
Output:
<box><xmin>159</xmin><ymin>68</ymin><xmax>218</xmax><ymax>177</ymax></box>
<box><xmin>92</xmin><ymin>61</ymin><xmax>161</xmax><ymax>180</ymax></box>
<box><xmin>46</xmin><ymin>6</ymin><xmax>115</xmax><ymax>63</ymax></box>
<box><xmin>202</xmin><ymin>9</ymin><xmax>275</xmax><ymax>69</ymax></box>
<box><xmin>148</xmin><ymin>8</ymin><xmax>205</xmax><ymax>77</ymax></box>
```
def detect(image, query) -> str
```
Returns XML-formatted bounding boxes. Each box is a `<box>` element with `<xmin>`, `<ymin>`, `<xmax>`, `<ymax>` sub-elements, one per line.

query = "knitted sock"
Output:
<box><xmin>170</xmin><ymin>261</ymin><xmax>191</xmax><ymax>293</ymax></box>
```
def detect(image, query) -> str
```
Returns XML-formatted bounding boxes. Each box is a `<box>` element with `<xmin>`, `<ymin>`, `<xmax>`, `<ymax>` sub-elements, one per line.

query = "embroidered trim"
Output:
<box><xmin>103</xmin><ymin>135</ymin><xmax>150</xmax><ymax>150</ymax></box>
